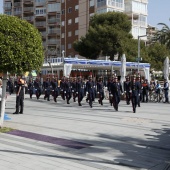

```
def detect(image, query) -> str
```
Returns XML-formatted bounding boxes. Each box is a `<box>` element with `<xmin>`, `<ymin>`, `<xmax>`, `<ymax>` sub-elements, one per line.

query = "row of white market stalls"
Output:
<box><xmin>41</xmin><ymin>55</ymin><xmax>151</xmax><ymax>82</ymax></box>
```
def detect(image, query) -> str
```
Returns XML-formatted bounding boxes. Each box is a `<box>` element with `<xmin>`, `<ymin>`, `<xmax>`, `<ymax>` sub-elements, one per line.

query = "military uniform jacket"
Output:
<box><xmin>97</xmin><ymin>82</ymin><xmax>104</xmax><ymax>93</ymax></box>
<box><xmin>130</xmin><ymin>81</ymin><xmax>140</xmax><ymax>96</ymax></box>
<box><xmin>71</xmin><ymin>82</ymin><xmax>76</xmax><ymax>92</ymax></box>
<box><xmin>86</xmin><ymin>81</ymin><xmax>95</xmax><ymax>93</ymax></box>
<box><xmin>164</xmin><ymin>82</ymin><xmax>169</xmax><ymax>90</ymax></box>
<box><xmin>76</xmin><ymin>81</ymin><xmax>84</xmax><ymax>92</ymax></box>
<box><xmin>124</xmin><ymin>81</ymin><xmax>131</xmax><ymax>92</ymax></box>
<box><xmin>28</xmin><ymin>82</ymin><xmax>34</xmax><ymax>90</ymax></box>
<box><xmin>34</xmin><ymin>81</ymin><xmax>41</xmax><ymax>90</ymax></box>
<box><xmin>64</xmin><ymin>82</ymin><xmax>72</xmax><ymax>92</ymax></box>
<box><xmin>51</xmin><ymin>81</ymin><xmax>58</xmax><ymax>90</ymax></box>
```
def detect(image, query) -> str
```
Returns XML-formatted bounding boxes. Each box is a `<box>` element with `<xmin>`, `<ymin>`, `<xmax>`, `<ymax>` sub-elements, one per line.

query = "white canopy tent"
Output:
<box><xmin>41</xmin><ymin>57</ymin><xmax>151</xmax><ymax>81</ymax></box>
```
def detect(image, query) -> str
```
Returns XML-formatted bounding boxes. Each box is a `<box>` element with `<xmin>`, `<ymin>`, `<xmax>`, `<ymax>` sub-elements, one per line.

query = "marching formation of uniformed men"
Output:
<box><xmin>26</xmin><ymin>74</ymin><xmax>145</xmax><ymax>113</ymax></box>
<box><xmin>13</xmin><ymin>73</ymin><xmax>168</xmax><ymax>114</ymax></box>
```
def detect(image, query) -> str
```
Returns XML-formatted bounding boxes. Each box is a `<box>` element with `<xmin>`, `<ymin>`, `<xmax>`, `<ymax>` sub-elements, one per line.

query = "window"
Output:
<box><xmin>68</xmin><ymin>31</ymin><xmax>72</xmax><ymax>37</ymax></box>
<box><xmin>62</xmin><ymin>9</ymin><xmax>65</xmax><ymax>15</ymax></box>
<box><xmin>75</xmin><ymin>5</ymin><xmax>79</xmax><ymax>10</ymax></box>
<box><xmin>61</xmin><ymin>45</ymin><xmax>65</xmax><ymax>51</ymax></box>
<box><xmin>90</xmin><ymin>13</ymin><xmax>94</xmax><ymax>17</ymax></box>
<box><xmin>62</xmin><ymin>21</ymin><xmax>65</xmax><ymax>26</ymax></box>
<box><xmin>5</xmin><ymin>11</ymin><xmax>12</xmax><ymax>15</ymax></box>
<box><xmin>62</xmin><ymin>0</ymin><xmax>65</xmax><ymax>3</ymax></box>
<box><xmin>75</xmin><ymin>17</ymin><xmax>78</xmax><ymax>23</ymax></box>
<box><xmin>68</xmin><ymin>43</ymin><xmax>72</xmax><ymax>49</ymax></box>
<box><xmin>4</xmin><ymin>2</ymin><xmax>12</xmax><ymax>9</ymax></box>
<box><xmin>68</xmin><ymin>19</ymin><xmax>72</xmax><ymax>25</ymax></box>
<box><xmin>68</xmin><ymin>7</ymin><xmax>72</xmax><ymax>13</ymax></box>
<box><xmin>48</xmin><ymin>3</ymin><xmax>60</xmax><ymax>12</ymax></box>
<box><xmin>62</xmin><ymin>33</ymin><xmax>65</xmax><ymax>38</ymax></box>
<box><xmin>90</xmin><ymin>0</ymin><xmax>94</xmax><ymax>7</ymax></box>
<box><xmin>75</xmin><ymin>30</ymin><xmax>79</xmax><ymax>35</ymax></box>
<box><xmin>35</xmin><ymin>8</ymin><xmax>46</xmax><ymax>15</ymax></box>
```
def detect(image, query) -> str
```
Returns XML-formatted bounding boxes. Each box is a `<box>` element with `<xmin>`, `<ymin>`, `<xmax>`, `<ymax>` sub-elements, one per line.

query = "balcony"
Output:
<box><xmin>48</xmin><ymin>29</ymin><xmax>61</xmax><ymax>35</ymax></box>
<box><xmin>48</xmin><ymin>39</ymin><xmax>60</xmax><ymax>45</ymax></box>
<box><xmin>35</xmin><ymin>21</ymin><xmax>46</xmax><ymax>27</ymax></box>
<box><xmin>4</xmin><ymin>6</ymin><xmax>12</xmax><ymax>10</ymax></box>
<box><xmin>48</xmin><ymin>18</ymin><xmax>60</xmax><ymax>24</ymax></box>
<box><xmin>35</xmin><ymin>1</ymin><xmax>46</xmax><ymax>7</ymax></box>
<box><xmin>23</xmin><ymin>16</ymin><xmax>34</xmax><ymax>22</ymax></box>
<box><xmin>41</xmin><ymin>32</ymin><xmax>47</xmax><ymax>37</ymax></box>
<box><xmin>23</xmin><ymin>7</ymin><xmax>34</xmax><ymax>12</ymax></box>
<box><xmin>14</xmin><ymin>11</ymin><xmax>22</xmax><ymax>15</ymax></box>
<box><xmin>23</xmin><ymin>0</ymin><xmax>33</xmax><ymax>5</ymax></box>
<box><xmin>14</xmin><ymin>2</ymin><xmax>22</xmax><ymax>7</ymax></box>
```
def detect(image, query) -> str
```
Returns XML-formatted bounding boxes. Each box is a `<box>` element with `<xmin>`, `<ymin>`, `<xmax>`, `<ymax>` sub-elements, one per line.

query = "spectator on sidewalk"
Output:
<box><xmin>163</xmin><ymin>79</ymin><xmax>169</xmax><ymax>103</ymax></box>
<box><xmin>13</xmin><ymin>78</ymin><xmax>25</xmax><ymax>114</ymax></box>
<box><xmin>0</xmin><ymin>79</ymin><xmax>2</xmax><ymax>111</ymax></box>
<box><xmin>155</xmin><ymin>81</ymin><xmax>161</xmax><ymax>102</ymax></box>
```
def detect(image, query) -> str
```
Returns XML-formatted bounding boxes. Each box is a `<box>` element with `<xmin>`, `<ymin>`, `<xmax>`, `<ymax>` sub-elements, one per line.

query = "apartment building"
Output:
<box><xmin>125</xmin><ymin>0</ymin><xmax>148</xmax><ymax>40</ymax></box>
<box><xmin>3</xmin><ymin>0</ymin><xmax>148</xmax><ymax>58</ymax></box>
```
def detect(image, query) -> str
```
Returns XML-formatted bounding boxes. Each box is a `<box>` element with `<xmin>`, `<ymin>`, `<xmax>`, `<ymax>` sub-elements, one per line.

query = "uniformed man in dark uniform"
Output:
<box><xmin>76</xmin><ymin>76</ymin><xmax>84</xmax><ymax>106</ymax></box>
<box><xmin>71</xmin><ymin>77</ymin><xmax>77</xmax><ymax>102</ymax></box>
<box><xmin>44</xmin><ymin>77</ymin><xmax>51</xmax><ymax>101</ymax></box>
<box><xmin>86</xmin><ymin>76</ymin><xmax>95</xmax><ymax>108</ymax></box>
<box><xmin>13</xmin><ymin>78</ymin><xmax>25</xmax><ymax>114</ymax></box>
<box><xmin>130</xmin><ymin>76</ymin><xmax>140</xmax><ymax>113</ymax></box>
<box><xmin>136</xmin><ymin>75</ymin><xmax>142</xmax><ymax>107</ymax></box>
<box><xmin>97</xmin><ymin>77</ymin><xmax>104</xmax><ymax>105</ymax></box>
<box><xmin>34</xmin><ymin>77</ymin><xmax>42</xmax><ymax>99</ymax></box>
<box><xmin>51</xmin><ymin>77</ymin><xmax>59</xmax><ymax>102</ymax></box>
<box><xmin>28</xmin><ymin>79</ymin><xmax>34</xmax><ymax>99</ymax></box>
<box><xmin>124</xmin><ymin>76</ymin><xmax>131</xmax><ymax>105</ymax></box>
<box><xmin>60</xmin><ymin>77</ymin><xmax>66</xmax><ymax>100</ymax></box>
<box><xmin>65</xmin><ymin>77</ymin><xmax>72</xmax><ymax>104</ymax></box>
<box><xmin>110</xmin><ymin>77</ymin><xmax>122</xmax><ymax>111</ymax></box>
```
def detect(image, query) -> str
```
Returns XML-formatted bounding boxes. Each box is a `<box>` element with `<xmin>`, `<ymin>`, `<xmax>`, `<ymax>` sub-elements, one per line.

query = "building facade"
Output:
<box><xmin>3</xmin><ymin>0</ymin><xmax>148</xmax><ymax>59</ymax></box>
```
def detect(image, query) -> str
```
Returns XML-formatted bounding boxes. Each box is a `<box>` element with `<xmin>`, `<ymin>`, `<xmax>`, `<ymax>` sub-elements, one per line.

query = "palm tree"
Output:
<box><xmin>155</xmin><ymin>23</ymin><xmax>170</xmax><ymax>49</ymax></box>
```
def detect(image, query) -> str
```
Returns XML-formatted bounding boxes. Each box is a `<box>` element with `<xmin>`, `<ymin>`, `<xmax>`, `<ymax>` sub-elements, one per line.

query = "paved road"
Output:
<box><xmin>0</xmin><ymin>94</ymin><xmax>170</xmax><ymax>170</ymax></box>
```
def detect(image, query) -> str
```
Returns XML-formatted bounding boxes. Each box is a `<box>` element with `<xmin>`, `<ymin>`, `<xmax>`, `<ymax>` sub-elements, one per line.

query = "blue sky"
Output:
<box><xmin>0</xmin><ymin>0</ymin><xmax>170</xmax><ymax>28</ymax></box>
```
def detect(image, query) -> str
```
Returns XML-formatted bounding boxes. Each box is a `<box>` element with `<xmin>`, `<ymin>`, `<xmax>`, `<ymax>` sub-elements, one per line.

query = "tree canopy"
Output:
<box><xmin>0</xmin><ymin>14</ymin><xmax>44</xmax><ymax>74</ymax></box>
<box><xmin>154</xmin><ymin>23</ymin><xmax>170</xmax><ymax>50</ymax></box>
<box><xmin>146</xmin><ymin>42</ymin><xmax>170</xmax><ymax>70</ymax></box>
<box><xmin>73</xmin><ymin>12</ymin><xmax>134</xmax><ymax>60</ymax></box>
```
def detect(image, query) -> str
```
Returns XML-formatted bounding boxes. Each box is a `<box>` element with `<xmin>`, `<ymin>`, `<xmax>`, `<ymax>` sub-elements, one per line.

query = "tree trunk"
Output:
<box><xmin>0</xmin><ymin>72</ymin><xmax>7</xmax><ymax>127</ymax></box>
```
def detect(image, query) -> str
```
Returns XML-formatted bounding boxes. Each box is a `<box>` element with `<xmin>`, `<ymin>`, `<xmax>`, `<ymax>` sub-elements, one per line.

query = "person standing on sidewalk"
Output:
<box><xmin>0</xmin><ymin>79</ymin><xmax>2</xmax><ymax>111</ymax></box>
<box><xmin>163</xmin><ymin>79</ymin><xmax>169</xmax><ymax>103</ymax></box>
<box><xmin>13</xmin><ymin>78</ymin><xmax>24</xmax><ymax>114</ymax></box>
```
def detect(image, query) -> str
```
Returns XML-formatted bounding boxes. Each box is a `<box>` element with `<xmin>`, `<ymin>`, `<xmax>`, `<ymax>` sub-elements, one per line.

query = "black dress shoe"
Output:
<box><xmin>79</xmin><ymin>103</ymin><xmax>82</xmax><ymax>106</ymax></box>
<box><xmin>13</xmin><ymin>112</ymin><xmax>19</xmax><ymax>114</ymax></box>
<box><xmin>19</xmin><ymin>112</ymin><xmax>23</xmax><ymax>114</ymax></box>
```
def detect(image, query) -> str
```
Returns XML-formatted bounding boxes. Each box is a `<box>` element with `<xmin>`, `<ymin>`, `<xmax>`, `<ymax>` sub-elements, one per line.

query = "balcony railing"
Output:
<box><xmin>14</xmin><ymin>2</ymin><xmax>22</xmax><ymax>7</ymax></box>
<box><xmin>23</xmin><ymin>0</ymin><xmax>33</xmax><ymax>4</ymax></box>
<box><xmin>35</xmin><ymin>22</ymin><xmax>46</xmax><ymax>27</ymax></box>
<box><xmin>23</xmin><ymin>7</ymin><xmax>34</xmax><ymax>12</ymax></box>
<box><xmin>133</xmin><ymin>20</ymin><xmax>147</xmax><ymax>27</ymax></box>
<box><xmin>4</xmin><ymin>6</ymin><xmax>12</xmax><ymax>10</ymax></box>
<box><xmin>23</xmin><ymin>16</ymin><xmax>34</xmax><ymax>21</ymax></box>
<box><xmin>48</xmin><ymin>39</ymin><xmax>60</xmax><ymax>44</ymax></box>
<box><xmin>48</xmin><ymin>18</ymin><xmax>60</xmax><ymax>23</ymax></box>
<box><xmin>14</xmin><ymin>11</ymin><xmax>22</xmax><ymax>15</ymax></box>
<box><xmin>35</xmin><ymin>2</ymin><xmax>46</xmax><ymax>6</ymax></box>
<box><xmin>40</xmin><ymin>32</ymin><xmax>47</xmax><ymax>37</ymax></box>
<box><xmin>48</xmin><ymin>29</ymin><xmax>61</xmax><ymax>34</ymax></box>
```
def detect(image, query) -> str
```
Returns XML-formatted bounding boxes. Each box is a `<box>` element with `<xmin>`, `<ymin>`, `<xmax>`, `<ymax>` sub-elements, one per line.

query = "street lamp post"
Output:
<box><xmin>62</xmin><ymin>50</ymin><xmax>65</xmax><ymax>77</ymax></box>
<box><xmin>137</xmin><ymin>35</ymin><xmax>147</xmax><ymax>73</ymax></box>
